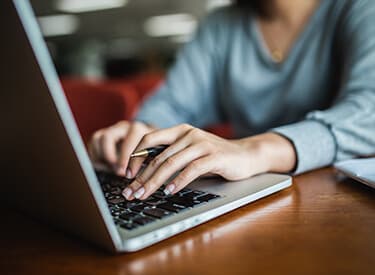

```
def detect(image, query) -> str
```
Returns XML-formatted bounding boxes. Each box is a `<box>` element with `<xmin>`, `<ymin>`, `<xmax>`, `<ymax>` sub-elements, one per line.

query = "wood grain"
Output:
<box><xmin>1</xmin><ymin>168</ymin><xmax>374</xmax><ymax>275</ymax></box>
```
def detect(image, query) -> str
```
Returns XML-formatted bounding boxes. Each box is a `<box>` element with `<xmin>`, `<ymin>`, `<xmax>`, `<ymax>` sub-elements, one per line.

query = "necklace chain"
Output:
<box><xmin>270</xmin><ymin>49</ymin><xmax>284</xmax><ymax>63</ymax></box>
<box><xmin>258</xmin><ymin>22</ymin><xmax>288</xmax><ymax>63</ymax></box>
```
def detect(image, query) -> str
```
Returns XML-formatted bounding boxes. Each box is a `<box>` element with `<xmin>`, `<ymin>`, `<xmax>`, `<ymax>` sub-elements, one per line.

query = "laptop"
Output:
<box><xmin>335</xmin><ymin>158</ymin><xmax>375</xmax><ymax>189</ymax></box>
<box><xmin>0</xmin><ymin>0</ymin><xmax>292</xmax><ymax>252</ymax></box>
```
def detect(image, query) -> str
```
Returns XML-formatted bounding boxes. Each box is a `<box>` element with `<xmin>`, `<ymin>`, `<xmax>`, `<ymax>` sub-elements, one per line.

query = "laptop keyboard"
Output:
<box><xmin>96</xmin><ymin>171</ymin><xmax>221</xmax><ymax>231</ymax></box>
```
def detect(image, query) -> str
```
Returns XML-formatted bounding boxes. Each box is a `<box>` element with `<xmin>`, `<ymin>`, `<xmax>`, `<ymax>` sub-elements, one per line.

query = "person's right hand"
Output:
<box><xmin>88</xmin><ymin>121</ymin><xmax>156</xmax><ymax>177</ymax></box>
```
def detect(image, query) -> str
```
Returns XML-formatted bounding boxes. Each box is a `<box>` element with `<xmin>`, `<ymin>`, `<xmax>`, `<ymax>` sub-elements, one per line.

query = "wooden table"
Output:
<box><xmin>1</xmin><ymin>168</ymin><xmax>374</xmax><ymax>275</ymax></box>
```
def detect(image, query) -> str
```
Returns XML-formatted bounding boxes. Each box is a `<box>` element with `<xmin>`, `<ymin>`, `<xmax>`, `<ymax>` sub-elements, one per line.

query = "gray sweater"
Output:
<box><xmin>136</xmin><ymin>0</ymin><xmax>375</xmax><ymax>174</ymax></box>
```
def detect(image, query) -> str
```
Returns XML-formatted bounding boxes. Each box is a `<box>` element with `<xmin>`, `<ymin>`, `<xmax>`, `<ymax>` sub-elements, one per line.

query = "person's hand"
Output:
<box><xmin>122</xmin><ymin>124</ymin><xmax>296</xmax><ymax>200</ymax></box>
<box><xmin>88</xmin><ymin>121</ymin><xmax>157</xmax><ymax>176</ymax></box>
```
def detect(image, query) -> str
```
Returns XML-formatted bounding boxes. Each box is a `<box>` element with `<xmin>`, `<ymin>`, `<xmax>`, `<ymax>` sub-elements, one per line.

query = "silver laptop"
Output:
<box><xmin>335</xmin><ymin>158</ymin><xmax>375</xmax><ymax>189</ymax></box>
<box><xmin>0</xmin><ymin>0</ymin><xmax>291</xmax><ymax>252</ymax></box>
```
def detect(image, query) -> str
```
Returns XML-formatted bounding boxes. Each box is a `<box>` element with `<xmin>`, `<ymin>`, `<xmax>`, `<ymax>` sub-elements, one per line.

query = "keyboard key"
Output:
<box><xmin>152</xmin><ymin>190</ymin><xmax>166</xmax><ymax>199</ymax></box>
<box><xmin>108</xmin><ymin>197</ymin><xmax>125</xmax><ymax>205</ymax></box>
<box><xmin>158</xmin><ymin>202</ymin><xmax>186</xmax><ymax>213</ymax></box>
<box><xmin>196</xmin><ymin>194</ymin><xmax>220</xmax><ymax>202</ymax></box>
<box><xmin>118</xmin><ymin>201</ymin><xmax>140</xmax><ymax>209</ymax></box>
<box><xmin>96</xmin><ymin>170</ymin><xmax>130</xmax><ymax>187</ymax></box>
<box><xmin>96</xmin><ymin>171</ymin><xmax>109</xmax><ymax>182</ymax></box>
<box><xmin>176</xmin><ymin>188</ymin><xmax>193</xmax><ymax>196</ymax></box>
<box><xmin>102</xmin><ymin>184</ymin><xmax>111</xmax><ymax>192</ymax></box>
<box><xmin>133</xmin><ymin>216</ymin><xmax>155</xmax><ymax>226</ymax></box>
<box><xmin>144</xmin><ymin>197</ymin><xmax>163</xmax><ymax>206</ymax></box>
<box><xmin>183</xmin><ymin>190</ymin><xmax>206</xmax><ymax>199</ymax></box>
<box><xmin>119</xmin><ymin>211</ymin><xmax>140</xmax><ymax>221</ymax></box>
<box><xmin>110</xmin><ymin>209</ymin><xmax>121</xmax><ymax>216</ymax></box>
<box><xmin>109</xmin><ymin>187</ymin><xmax>122</xmax><ymax>195</ymax></box>
<box><xmin>143</xmin><ymin>208</ymin><xmax>173</xmax><ymax>219</ymax></box>
<box><xmin>130</xmin><ymin>203</ymin><xmax>149</xmax><ymax>213</ymax></box>
<box><xmin>110</xmin><ymin>179</ymin><xmax>127</xmax><ymax>188</ymax></box>
<box><xmin>166</xmin><ymin>196</ymin><xmax>200</xmax><ymax>208</ymax></box>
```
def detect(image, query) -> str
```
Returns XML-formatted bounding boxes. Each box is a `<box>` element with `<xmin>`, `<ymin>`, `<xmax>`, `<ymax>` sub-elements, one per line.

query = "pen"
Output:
<box><xmin>130</xmin><ymin>145</ymin><xmax>168</xmax><ymax>158</ymax></box>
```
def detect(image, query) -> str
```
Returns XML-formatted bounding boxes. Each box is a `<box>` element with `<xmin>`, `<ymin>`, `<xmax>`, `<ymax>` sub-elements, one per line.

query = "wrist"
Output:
<box><xmin>236</xmin><ymin>132</ymin><xmax>297</xmax><ymax>174</ymax></box>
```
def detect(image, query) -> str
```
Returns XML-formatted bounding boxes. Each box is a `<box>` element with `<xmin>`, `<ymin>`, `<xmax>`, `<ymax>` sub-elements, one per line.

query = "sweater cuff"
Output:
<box><xmin>271</xmin><ymin>120</ymin><xmax>337</xmax><ymax>174</ymax></box>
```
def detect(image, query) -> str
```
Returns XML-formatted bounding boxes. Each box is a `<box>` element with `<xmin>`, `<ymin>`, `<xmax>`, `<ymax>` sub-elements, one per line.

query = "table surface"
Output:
<box><xmin>1</xmin><ymin>168</ymin><xmax>374</xmax><ymax>275</ymax></box>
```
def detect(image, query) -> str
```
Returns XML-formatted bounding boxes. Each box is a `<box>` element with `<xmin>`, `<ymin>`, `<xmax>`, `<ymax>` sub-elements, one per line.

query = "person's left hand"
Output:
<box><xmin>121</xmin><ymin>123</ymin><xmax>270</xmax><ymax>200</ymax></box>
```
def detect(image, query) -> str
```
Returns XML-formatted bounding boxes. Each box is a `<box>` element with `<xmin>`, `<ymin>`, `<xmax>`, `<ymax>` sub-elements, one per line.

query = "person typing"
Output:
<box><xmin>89</xmin><ymin>0</ymin><xmax>375</xmax><ymax>201</ymax></box>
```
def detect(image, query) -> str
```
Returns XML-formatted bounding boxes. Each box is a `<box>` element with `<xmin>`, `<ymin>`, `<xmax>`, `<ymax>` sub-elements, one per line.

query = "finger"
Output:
<box><xmin>88</xmin><ymin>130</ymin><xmax>104</xmax><ymax>162</ymax></box>
<box><xmin>117</xmin><ymin>122</ymin><xmax>150</xmax><ymax>177</ymax></box>
<box><xmin>100</xmin><ymin>124</ymin><xmax>129</xmax><ymax>167</ymax></box>
<box><xmin>135</xmin><ymin>123</ymin><xmax>193</xmax><ymax>150</ymax></box>
<box><xmin>128</xmin><ymin>124</ymin><xmax>192</xmax><ymax>176</ymax></box>
<box><xmin>122</xmin><ymin>132</ymin><xmax>192</xmax><ymax>199</ymax></box>
<box><xmin>128</xmin><ymin>131</ymin><xmax>191</xmax><ymax>180</ymax></box>
<box><xmin>122</xmin><ymin>178</ymin><xmax>144</xmax><ymax>201</ymax></box>
<box><xmin>164</xmin><ymin>155</ymin><xmax>216</xmax><ymax>195</ymax></box>
<box><xmin>131</xmin><ymin>144</ymin><xmax>208</xmax><ymax>200</ymax></box>
<box><xmin>100</xmin><ymin>134</ymin><xmax>118</xmax><ymax>166</ymax></box>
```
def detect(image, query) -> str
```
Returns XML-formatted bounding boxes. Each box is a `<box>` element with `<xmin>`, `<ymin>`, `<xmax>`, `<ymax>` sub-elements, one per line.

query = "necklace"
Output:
<box><xmin>257</xmin><ymin>21</ymin><xmax>288</xmax><ymax>63</ymax></box>
<box><xmin>270</xmin><ymin>48</ymin><xmax>284</xmax><ymax>63</ymax></box>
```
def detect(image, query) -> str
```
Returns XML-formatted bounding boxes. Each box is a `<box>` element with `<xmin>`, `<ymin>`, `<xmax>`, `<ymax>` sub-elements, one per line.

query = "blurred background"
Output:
<box><xmin>29</xmin><ymin>0</ymin><xmax>234</xmax><ymax>141</ymax></box>
<box><xmin>31</xmin><ymin>0</ymin><xmax>233</xmax><ymax>79</ymax></box>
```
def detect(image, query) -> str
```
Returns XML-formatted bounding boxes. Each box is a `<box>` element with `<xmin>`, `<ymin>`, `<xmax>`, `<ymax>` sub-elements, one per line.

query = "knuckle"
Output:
<box><xmin>135</xmin><ymin>175</ymin><xmax>146</xmax><ymax>186</ymax></box>
<box><xmin>132</xmin><ymin>121</ymin><xmax>143</xmax><ymax>131</ymax></box>
<box><xmin>101</xmin><ymin>132</ymin><xmax>112</xmax><ymax>143</ymax></box>
<box><xmin>213</xmin><ymin>151</ymin><xmax>224</xmax><ymax>159</ymax></box>
<box><xmin>133</xmin><ymin>121</ymin><xmax>151</xmax><ymax>134</ymax></box>
<box><xmin>176</xmin><ymin>171</ymin><xmax>190</xmax><ymax>184</ymax></box>
<box><xmin>132</xmin><ymin>120</ymin><xmax>141</xmax><ymax>126</ymax></box>
<box><xmin>188</xmin><ymin>160</ymin><xmax>201</xmax><ymax>172</ymax></box>
<box><xmin>188</xmin><ymin>128</ymin><xmax>203</xmax><ymax>138</ymax></box>
<box><xmin>206</xmin><ymin>142</ymin><xmax>218</xmax><ymax>153</ymax></box>
<box><xmin>180</xmin><ymin>123</ymin><xmax>192</xmax><ymax>131</ymax></box>
<box><xmin>165</xmin><ymin>156</ymin><xmax>177</xmax><ymax>167</ymax></box>
<box><xmin>199</xmin><ymin>140</ymin><xmax>212</xmax><ymax>149</ymax></box>
<box><xmin>92</xmin><ymin>130</ymin><xmax>103</xmax><ymax>140</ymax></box>
<box><xmin>115</xmin><ymin>120</ymin><xmax>127</xmax><ymax>128</ymax></box>
<box><xmin>141</xmin><ymin>133</ymin><xmax>153</xmax><ymax>145</ymax></box>
<box><xmin>150</xmin><ymin>155</ymin><xmax>163</xmax><ymax>168</ymax></box>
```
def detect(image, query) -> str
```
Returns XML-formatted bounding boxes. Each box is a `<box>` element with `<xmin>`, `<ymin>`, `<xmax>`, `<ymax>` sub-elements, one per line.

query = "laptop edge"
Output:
<box><xmin>1</xmin><ymin>0</ymin><xmax>122</xmax><ymax>252</ymax></box>
<box><xmin>1</xmin><ymin>0</ymin><xmax>292</xmax><ymax>253</ymax></box>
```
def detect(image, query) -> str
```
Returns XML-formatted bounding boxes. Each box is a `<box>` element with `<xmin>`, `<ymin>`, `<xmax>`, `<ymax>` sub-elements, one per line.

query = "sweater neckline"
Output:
<box><xmin>249</xmin><ymin>1</ymin><xmax>329</xmax><ymax>69</ymax></box>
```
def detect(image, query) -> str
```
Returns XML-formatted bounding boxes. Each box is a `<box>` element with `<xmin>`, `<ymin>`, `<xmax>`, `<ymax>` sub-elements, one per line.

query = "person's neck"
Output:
<box><xmin>265</xmin><ymin>0</ymin><xmax>320</xmax><ymax>25</ymax></box>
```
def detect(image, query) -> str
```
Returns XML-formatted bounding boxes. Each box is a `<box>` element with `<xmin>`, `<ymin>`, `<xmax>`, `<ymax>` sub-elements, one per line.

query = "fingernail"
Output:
<box><xmin>125</xmin><ymin>168</ymin><xmax>132</xmax><ymax>179</ymax></box>
<box><xmin>164</xmin><ymin>183</ymin><xmax>176</xmax><ymax>195</ymax></box>
<box><xmin>122</xmin><ymin>188</ymin><xmax>132</xmax><ymax>199</ymax></box>
<box><xmin>133</xmin><ymin>187</ymin><xmax>145</xmax><ymax>199</ymax></box>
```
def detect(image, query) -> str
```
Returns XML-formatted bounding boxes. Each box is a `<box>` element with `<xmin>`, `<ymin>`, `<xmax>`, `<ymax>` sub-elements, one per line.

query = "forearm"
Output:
<box><xmin>236</xmin><ymin>132</ymin><xmax>297</xmax><ymax>174</ymax></box>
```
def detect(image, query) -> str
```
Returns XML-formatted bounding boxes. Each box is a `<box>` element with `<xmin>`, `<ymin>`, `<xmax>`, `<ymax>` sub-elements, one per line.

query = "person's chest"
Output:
<box><xmin>217</xmin><ymin>14</ymin><xmax>341</xmax><ymax>133</ymax></box>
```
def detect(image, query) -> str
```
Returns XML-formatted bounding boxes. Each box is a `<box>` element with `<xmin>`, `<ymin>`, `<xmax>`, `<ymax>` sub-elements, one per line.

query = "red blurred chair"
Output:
<box><xmin>61</xmin><ymin>73</ymin><xmax>233</xmax><ymax>144</ymax></box>
<box><xmin>61</xmin><ymin>77</ymin><xmax>140</xmax><ymax>143</ymax></box>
